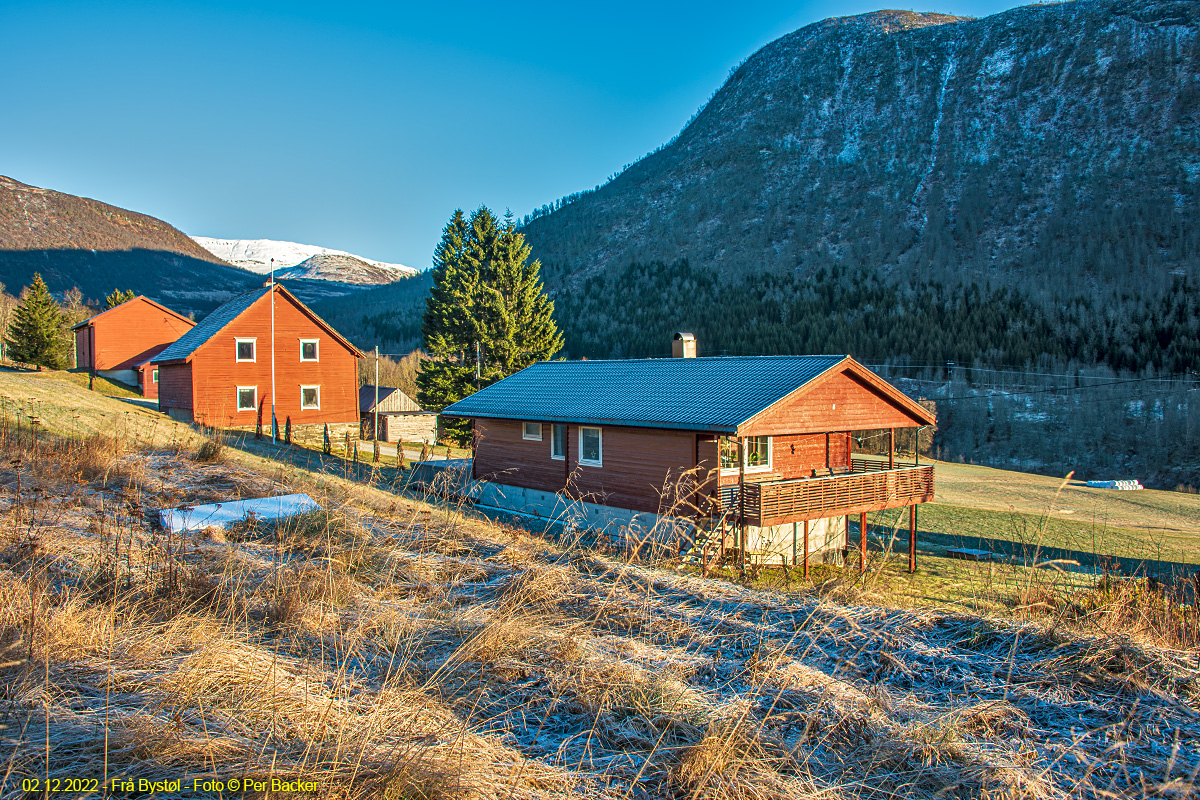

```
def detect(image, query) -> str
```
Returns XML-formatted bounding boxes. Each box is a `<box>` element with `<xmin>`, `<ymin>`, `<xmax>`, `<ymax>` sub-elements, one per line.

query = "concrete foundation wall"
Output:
<box><xmin>98</xmin><ymin>369</ymin><xmax>138</xmax><ymax>387</ymax></box>
<box><xmin>289</xmin><ymin>421</ymin><xmax>359</xmax><ymax>449</ymax></box>
<box><xmin>742</xmin><ymin>517</ymin><xmax>847</xmax><ymax>566</ymax></box>
<box><xmin>408</xmin><ymin>461</ymin><xmax>847</xmax><ymax>561</ymax></box>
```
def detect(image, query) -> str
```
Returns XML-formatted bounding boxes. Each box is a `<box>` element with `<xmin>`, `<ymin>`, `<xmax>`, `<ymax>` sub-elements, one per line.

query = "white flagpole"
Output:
<box><xmin>270</xmin><ymin>258</ymin><xmax>276</xmax><ymax>444</ymax></box>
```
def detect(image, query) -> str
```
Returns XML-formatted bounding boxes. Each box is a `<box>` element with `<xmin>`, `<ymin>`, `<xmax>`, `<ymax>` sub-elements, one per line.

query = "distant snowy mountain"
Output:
<box><xmin>191</xmin><ymin>237</ymin><xmax>418</xmax><ymax>285</ymax></box>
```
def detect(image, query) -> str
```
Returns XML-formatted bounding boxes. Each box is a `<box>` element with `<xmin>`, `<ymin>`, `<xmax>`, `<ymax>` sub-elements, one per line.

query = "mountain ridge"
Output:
<box><xmin>521</xmin><ymin>0</ymin><xmax>1200</xmax><ymax>296</ymax></box>
<box><xmin>191</xmin><ymin>237</ymin><xmax>416</xmax><ymax>283</ymax></box>
<box><xmin>0</xmin><ymin>176</ymin><xmax>421</xmax><ymax>316</ymax></box>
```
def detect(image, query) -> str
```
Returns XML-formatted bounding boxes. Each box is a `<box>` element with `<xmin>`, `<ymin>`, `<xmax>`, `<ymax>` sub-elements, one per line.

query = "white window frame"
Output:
<box><xmin>236</xmin><ymin>386</ymin><xmax>257</xmax><ymax>412</ymax></box>
<box><xmin>522</xmin><ymin>422</ymin><xmax>542</xmax><ymax>441</ymax></box>
<box><xmin>300</xmin><ymin>385</ymin><xmax>321</xmax><ymax>410</ymax></box>
<box><xmin>235</xmin><ymin>338</ymin><xmax>257</xmax><ymax>363</ymax></box>
<box><xmin>299</xmin><ymin>338</ymin><xmax>319</xmax><ymax>362</ymax></box>
<box><xmin>152</xmin><ymin>368</ymin><xmax>159</xmax><ymax>384</ymax></box>
<box><xmin>578</xmin><ymin>426</ymin><xmax>603</xmax><ymax>467</ymax></box>
<box><xmin>550</xmin><ymin>423</ymin><xmax>566</xmax><ymax>460</ymax></box>
<box><xmin>718</xmin><ymin>435</ymin><xmax>772</xmax><ymax>474</ymax></box>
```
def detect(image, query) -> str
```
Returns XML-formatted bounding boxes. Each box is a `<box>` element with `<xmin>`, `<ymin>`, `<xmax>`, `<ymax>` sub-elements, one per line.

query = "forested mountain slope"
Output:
<box><xmin>523</xmin><ymin>0</ymin><xmax>1200</xmax><ymax>301</ymax></box>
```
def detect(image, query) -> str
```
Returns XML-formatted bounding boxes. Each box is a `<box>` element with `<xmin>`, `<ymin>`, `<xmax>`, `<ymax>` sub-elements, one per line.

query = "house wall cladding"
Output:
<box><xmin>158</xmin><ymin>363</ymin><xmax>194</xmax><ymax>415</ymax></box>
<box><xmin>187</xmin><ymin>293</ymin><xmax>358</xmax><ymax>429</ymax></box>
<box><xmin>137</xmin><ymin>363</ymin><xmax>159</xmax><ymax>400</ymax></box>
<box><xmin>76</xmin><ymin>298</ymin><xmax>193</xmax><ymax>372</ymax></box>
<box><xmin>741</xmin><ymin>369</ymin><xmax>926</xmax><ymax>435</ymax></box>
<box><xmin>472</xmin><ymin>418</ymin><xmax>703</xmax><ymax>515</ymax></box>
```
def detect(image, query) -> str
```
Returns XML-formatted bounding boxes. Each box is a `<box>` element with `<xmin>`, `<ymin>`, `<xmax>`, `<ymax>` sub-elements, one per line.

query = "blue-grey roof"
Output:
<box><xmin>441</xmin><ymin>355</ymin><xmax>848</xmax><ymax>433</ymax></box>
<box><xmin>155</xmin><ymin>287</ymin><xmax>269</xmax><ymax>363</ymax></box>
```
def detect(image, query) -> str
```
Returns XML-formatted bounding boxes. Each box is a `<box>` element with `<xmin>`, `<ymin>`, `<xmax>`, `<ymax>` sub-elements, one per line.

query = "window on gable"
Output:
<box><xmin>718</xmin><ymin>436</ymin><xmax>771</xmax><ymax>470</ymax></box>
<box><xmin>300</xmin><ymin>339</ymin><xmax>319</xmax><ymax>362</ymax></box>
<box><xmin>745</xmin><ymin>436</ymin><xmax>770</xmax><ymax>468</ymax></box>
<box><xmin>237</xmin><ymin>386</ymin><xmax>257</xmax><ymax>412</ymax></box>
<box><xmin>551</xmin><ymin>424</ymin><xmax>566</xmax><ymax>460</ymax></box>
<box><xmin>579</xmin><ymin>426</ymin><xmax>602</xmax><ymax>467</ymax></box>
<box><xmin>523</xmin><ymin>422</ymin><xmax>542</xmax><ymax>441</ymax></box>
<box><xmin>301</xmin><ymin>385</ymin><xmax>320</xmax><ymax>410</ymax></box>
<box><xmin>236</xmin><ymin>338</ymin><xmax>256</xmax><ymax>362</ymax></box>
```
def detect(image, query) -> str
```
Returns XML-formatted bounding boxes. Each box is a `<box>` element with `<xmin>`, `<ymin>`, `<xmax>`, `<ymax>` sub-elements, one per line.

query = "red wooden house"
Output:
<box><xmin>155</xmin><ymin>282</ymin><xmax>363</xmax><ymax>431</ymax></box>
<box><xmin>442</xmin><ymin>349</ymin><xmax>935</xmax><ymax>572</ymax></box>
<box><xmin>72</xmin><ymin>296</ymin><xmax>194</xmax><ymax>393</ymax></box>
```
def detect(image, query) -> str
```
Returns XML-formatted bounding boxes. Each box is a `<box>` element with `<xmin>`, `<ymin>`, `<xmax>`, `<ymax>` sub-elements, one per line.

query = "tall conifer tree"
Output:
<box><xmin>104</xmin><ymin>288</ymin><xmax>135</xmax><ymax>310</ymax></box>
<box><xmin>418</xmin><ymin>207</ymin><xmax>563</xmax><ymax>441</ymax></box>
<box><xmin>7</xmin><ymin>274</ymin><xmax>70</xmax><ymax>370</ymax></box>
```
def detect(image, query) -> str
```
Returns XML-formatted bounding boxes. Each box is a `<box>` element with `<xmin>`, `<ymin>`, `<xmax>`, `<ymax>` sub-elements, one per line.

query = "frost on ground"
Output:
<box><xmin>0</xmin><ymin>431</ymin><xmax>1197</xmax><ymax>800</ymax></box>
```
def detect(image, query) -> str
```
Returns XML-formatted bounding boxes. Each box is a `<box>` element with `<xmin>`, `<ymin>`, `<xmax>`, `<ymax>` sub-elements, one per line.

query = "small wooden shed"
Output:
<box><xmin>360</xmin><ymin>385</ymin><xmax>437</xmax><ymax>443</ymax></box>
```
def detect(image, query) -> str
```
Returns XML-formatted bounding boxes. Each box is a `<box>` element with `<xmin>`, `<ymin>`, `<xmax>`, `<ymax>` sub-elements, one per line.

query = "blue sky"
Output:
<box><xmin>2</xmin><ymin>0</ymin><xmax>1026</xmax><ymax>269</ymax></box>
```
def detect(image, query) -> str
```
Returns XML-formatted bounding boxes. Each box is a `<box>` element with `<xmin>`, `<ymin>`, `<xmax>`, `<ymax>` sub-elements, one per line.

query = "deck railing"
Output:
<box><xmin>717</xmin><ymin>465</ymin><xmax>934</xmax><ymax>527</ymax></box>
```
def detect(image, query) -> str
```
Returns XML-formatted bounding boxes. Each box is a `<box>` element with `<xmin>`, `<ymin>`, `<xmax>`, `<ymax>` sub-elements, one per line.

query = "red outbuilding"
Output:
<box><xmin>72</xmin><ymin>296</ymin><xmax>195</xmax><ymax>392</ymax></box>
<box><xmin>155</xmin><ymin>282</ymin><xmax>363</xmax><ymax>432</ymax></box>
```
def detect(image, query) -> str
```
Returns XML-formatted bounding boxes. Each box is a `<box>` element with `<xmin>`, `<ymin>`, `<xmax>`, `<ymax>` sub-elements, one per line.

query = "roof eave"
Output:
<box><xmin>441</xmin><ymin>410</ymin><xmax>737</xmax><ymax>435</ymax></box>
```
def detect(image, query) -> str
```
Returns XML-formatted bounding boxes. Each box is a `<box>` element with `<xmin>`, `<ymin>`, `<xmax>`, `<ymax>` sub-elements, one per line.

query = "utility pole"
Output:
<box><xmin>374</xmin><ymin>345</ymin><xmax>380</xmax><ymax>444</ymax></box>
<box><xmin>270</xmin><ymin>258</ymin><xmax>276</xmax><ymax>444</ymax></box>
<box><xmin>475</xmin><ymin>341</ymin><xmax>481</xmax><ymax>391</ymax></box>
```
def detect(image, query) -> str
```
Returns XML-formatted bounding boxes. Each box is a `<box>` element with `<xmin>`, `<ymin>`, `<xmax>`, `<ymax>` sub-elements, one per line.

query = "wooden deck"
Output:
<box><xmin>716</xmin><ymin>464</ymin><xmax>934</xmax><ymax>526</ymax></box>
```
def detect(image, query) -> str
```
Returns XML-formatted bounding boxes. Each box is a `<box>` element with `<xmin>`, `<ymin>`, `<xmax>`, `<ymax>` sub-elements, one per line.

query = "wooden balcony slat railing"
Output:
<box><xmin>717</xmin><ymin>465</ymin><xmax>934</xmax><ymax>527</ymax></box>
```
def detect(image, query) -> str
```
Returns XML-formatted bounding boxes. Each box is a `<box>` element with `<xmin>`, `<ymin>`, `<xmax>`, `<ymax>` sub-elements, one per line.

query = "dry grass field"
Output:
<box><xmin>1</xmin><ymin>370</ymin><xmax>1198</xmax><ymax>799</ymax></box>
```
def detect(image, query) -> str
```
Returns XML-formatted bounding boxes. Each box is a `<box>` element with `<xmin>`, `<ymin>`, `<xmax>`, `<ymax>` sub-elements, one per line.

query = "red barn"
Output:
<box><xmin>72</xmin><ymin>296</ymin><xmax>194</xmax><ymax>392</ymax></box>
<box><xmin>156</xmin><ymin>283</ymin><xmax>363</xmax><ymax>432</ymax></box>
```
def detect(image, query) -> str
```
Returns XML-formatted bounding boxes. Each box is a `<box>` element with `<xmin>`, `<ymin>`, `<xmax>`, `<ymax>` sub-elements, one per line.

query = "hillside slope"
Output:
<box><xmin>1</xmin><ymin>369</ymin><xmax>1197</xmax><ymax>799</ymax></box>
<box><xmin>522</xmin><ymin>0</ymin><xmax>1200</xmax><ymax>296</ymax></box>
<box><xmin>0</xmin><ymin>175</ymin><xmax>260</xmax><ymax>315</ymax></box>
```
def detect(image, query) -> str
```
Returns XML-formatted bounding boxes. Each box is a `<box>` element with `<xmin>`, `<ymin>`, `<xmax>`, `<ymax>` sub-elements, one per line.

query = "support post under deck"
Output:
<box><xmin>737</xmin><ymin>437</ymin><xmax>746</xmax><ymax>576</ymax></box>
<box><xmin>802</xmin><ymin>520</ymin><xmax>809</xmax><ymax>579</ymax></box>
<box><xmin>908</xmin><ymin>504</ymin><xmax>917</xmax><ymax>574</ymax></box>
<box><xmin>860</xmin><ymin>512</ymin><xmax>868</xmax><ymax>568</ymax></box>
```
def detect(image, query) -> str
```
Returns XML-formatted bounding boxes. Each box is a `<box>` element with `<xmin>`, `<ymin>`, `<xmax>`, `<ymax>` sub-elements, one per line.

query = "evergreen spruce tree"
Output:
<box><xmin>104</xmin><ymin>288</ymin><xmax>135</xmax><ymax>310</ymax></box>
<box><xmin>418</xmin><ymin>207</ymin><xmax>563</xmax><ymax>442</ymax></box>
<box><xmin>6</xmin><ymin>274</ymin><xmax>70</xmax><ymax>370</ymax></box>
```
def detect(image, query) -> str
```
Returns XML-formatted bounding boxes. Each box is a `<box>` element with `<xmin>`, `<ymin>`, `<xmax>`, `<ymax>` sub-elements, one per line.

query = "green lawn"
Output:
<box><xmin>57</xmin><ymin>369</ymin><xmax>142</xmax><ymax>398</ymax></box>
<box><xmin>913</xmin><ymin>502</ymin><xmax>1199</xmax><ymax>564</ymax></box>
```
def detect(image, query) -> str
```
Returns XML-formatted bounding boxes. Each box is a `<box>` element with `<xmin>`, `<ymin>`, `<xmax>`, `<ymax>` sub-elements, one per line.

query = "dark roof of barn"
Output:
<box><xmin>441</xmin><ymin>355</ymin><xmax>848</xmax><ymax>433</ymax></box>
<box><xmin>155</xmin><ymin>286</ymin><xmax>269</xmax><ymax>363</ymax></box>
<box><xmin>155</xmin><ymin>284</ymin><xmax>364</xmax><ymax>363</ymax></box>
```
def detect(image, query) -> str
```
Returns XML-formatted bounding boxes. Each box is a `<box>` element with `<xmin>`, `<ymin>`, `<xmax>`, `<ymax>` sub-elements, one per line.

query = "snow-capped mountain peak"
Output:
<box><xmin>191</xmin><ymin>237</ymin><xmax>418</xmax><ymax>285</ymax></box>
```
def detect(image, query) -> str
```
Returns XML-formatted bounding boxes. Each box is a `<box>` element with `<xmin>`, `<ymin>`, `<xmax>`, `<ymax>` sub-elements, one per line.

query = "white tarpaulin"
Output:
<box><xmin>1085</xmin><ymin>479</ymin><xmax>1144</xmax><ymax>490</ymax></box>
<box><xmin>158</xmin><ymin>493</ymin><xmax>321</xmax><ymax>533</ymax></box>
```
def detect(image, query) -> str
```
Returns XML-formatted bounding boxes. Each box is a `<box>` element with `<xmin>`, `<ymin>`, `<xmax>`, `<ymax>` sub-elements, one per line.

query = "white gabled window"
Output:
<box><xmin>152</xmin><ymin>368</ymin><xmax>159</xmax><ymax>384</ymax></box>
<box><xmin>299</xmin><ymin>339</ymin><xmax>319</xmax><ymax>362</ymax></box>
<box><xmin>578</xmin><ymin>426</ymin><xmax>602</xmax><ymax>467</ymax></box>
<box><xmin>300</xmin><ymin>385</ymin><xmax>321</xmax><ymax>410</ymax></box>
<box><xmin>236</xmin><ymin>386</ymin><xmax>257</xmax><ymax>412</ymax></box>
<box><xmin>551</xmin><ymin>424</ymin><xmax>566</xmax><ymax>460</ymax></box>
<box><xmin>235</xmin><ymin>338</ymin><xmax>256</xmax><ymax>362</ymax></box>
<box><xmin>523</xmin><ymin>422</ymin><xmax>542</xmax><ymax>441</ymax></box>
